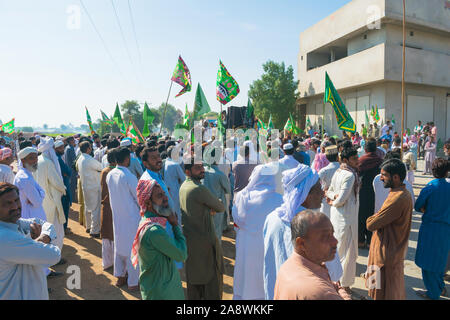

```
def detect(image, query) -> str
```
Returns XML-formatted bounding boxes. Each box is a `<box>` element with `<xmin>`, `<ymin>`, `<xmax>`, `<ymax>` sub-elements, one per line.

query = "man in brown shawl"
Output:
<box><xmin>100</xmin><ymin>149</ymin><xmax>117</xmax><ymax>272</ymax></box>
<box><xmin>357</xmin><ymin>138</ymin><xmax>383</xmax><ymax>249</ymax></box>
<box><xmin>365</xmin><ymin>158</ymin><xmax>412</xmax><ymax>300</ymax></box>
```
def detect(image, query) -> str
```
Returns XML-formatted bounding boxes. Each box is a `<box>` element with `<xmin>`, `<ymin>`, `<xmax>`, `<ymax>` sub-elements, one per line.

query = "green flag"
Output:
<box><xmin>126</xmin><ymin>120</ymin><xmax>144</xmax><ymax>144</ymax></box>
<box><xmin>306</xmin><ymin>116</ymin><xmax>312</xmax><ymax>130</ymax></box>
<box><xmin>216</xmin><ymin>115</ymin><xmax>225</xmax><ymax>140</ymax></box>
<box><xmin>183</xmin><ymin>104</ymin><xmax>191</xmax><ymax>127</ymax></box>
<box><xmin>391</xmin><ymin>114</ymin><xmax>396</xmax><ymax>126</ymax></box>
<box><xmin>175</xmin><ymin>104</ymin><xmax>191</xmax><ymax>130</ymax></box>
<box><xmin>101</xmin><ymin>110</ymin><xmax>114</xmax><ymax>125</ymax></box>
<box><xmin>0</xmin><ymin>118</ymin><xmax>15</xmax><ymax>134</ymax></box>
<box><xmin>290</xmin><ymin>113</ymin><xmax>302</xmax><ymax>135</ymax></box>
<box><xmin>257</xmin><ymin>118</ymin><xmax>267</xmax><ymax>131</ymax></box>
<box><xmin>268</xmin><ymin>115</ymin><xmax>274</xmax><ymax>130</ymax></box>
<box><xmin>324</xmin><ymin>72</ymin><xmax>356</xmax><ymax>133</ymax></box>
<box><xmin>365</xmin><ymin>106</ymin><xmax>370</xmax><ymax>128</ymax></box>
<box><xmin>85</xmin><ymin>107</ymin><xmax>96</xmax><ymax>135</ymax></box>
<box><xmin>142</xmin><ymin>102</ymin><xmax>154</xmax><ymax>137</ymax></box>
<box><xmin>284</xmin><ymin>117</ymin><xmax>293</xmax><ymax>132</ymax></box>
<box><xmin>193</xmin><ymin>83</ymin><xmax>211</xmax><ymax>119</ymax></box>
<box><xmin>374</xmin><ymin>105</ymin><xmax>380</xmax><ymax>122</ymax></box>
<box><xmin>216</xmin><ymin>60</ymin><xmax>240</xmax><ymax>105</ymax></box>
<box><xmin>247</xmin><ymin>98</ymin><xmax>254</xmax><ymax>119</ymax></box>
<box><xmin>113</xmin><ymin>103</ymin><xmax>126</xmax><ymax>134</ymax></box>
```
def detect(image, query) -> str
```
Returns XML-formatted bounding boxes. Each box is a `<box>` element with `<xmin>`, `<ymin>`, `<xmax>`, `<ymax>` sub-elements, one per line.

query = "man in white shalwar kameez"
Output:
<box><xmin>263</xmin><ymin>164</ymin><xmax>343</xmax><ymax>300</ymax></box>
<box><xmin>319</xmin><ymin>146</ymin><xmax>340</xmax><ymax>217</ymax></box>
<box><xmin>76</xmin><ymin>141</ymin><xmax>103</xmax><ymax>236</ymax></box>
<box><xmin>325</xmin><ymin>147</ymin><xmax>360</xmax><ymax>293</ymax></box>
<box><xmin>372</xmin><ymin>151</ymin><xmax>415</xmax><ymax>212</ymax></box>
<box><xmin>233</xmin><ymin>164</ymin><xmax>283</xmax><ymax>300</ymax></box>
<box><xmin>278</xmin><ymin>143</ymin><xmax>300</xmax><ymax>170</ymax></box>
<box><xmin>106</xmin><ymin>147</ymin><xmax>140</xmax><ymax>290</ymax></box>
<box><xmin>34</xmin><ymin>137</ymin><xmax>66</xmax><ymax>250</ymax></box>
<box><xmin>13</xmin><ymin>148</ymin><xmax>46</xmax><ymax>221</ymax></box>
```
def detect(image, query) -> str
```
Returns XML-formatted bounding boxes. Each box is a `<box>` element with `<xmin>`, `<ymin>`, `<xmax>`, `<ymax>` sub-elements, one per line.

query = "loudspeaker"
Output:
<box><xmin>226</xmin><ymin>106</ymin><xmax>254</xmax><ymax>129</ymax></box>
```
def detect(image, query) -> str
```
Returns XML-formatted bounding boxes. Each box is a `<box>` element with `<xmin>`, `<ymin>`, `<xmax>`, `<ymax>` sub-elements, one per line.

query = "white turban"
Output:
<box><xmin>276</xmin><ymin>164</ymin><xmax>319</xmax><ymax>223</ymax></box>
<box><xmin>38</xmin><ymin>137</ymin><xmax>62</xmax><ymax>180</ymax></box>
<box><xmin>18</xmin><ymin>147</ymin><xmax>38</xmax><ymax>159</ymax></box>
<box><xmin>54</xmin><ymin>140</ymin><xmax>64</xmax><ymax>148</ymax></box>
<box><xmin>120</xmin><ymin>138</ymin><xmax>132</xmax><ymax>147</ymax></box>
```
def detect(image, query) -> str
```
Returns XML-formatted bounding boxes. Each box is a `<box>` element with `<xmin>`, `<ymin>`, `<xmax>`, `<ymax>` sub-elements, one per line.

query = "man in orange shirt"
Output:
<box><xmin>274</xmin><ymin>210</ymin><xmax>351</xmax><ymax>300</ymax></box>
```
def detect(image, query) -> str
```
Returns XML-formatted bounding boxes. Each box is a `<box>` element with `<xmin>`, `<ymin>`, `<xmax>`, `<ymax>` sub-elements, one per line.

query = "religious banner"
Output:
<box><xmin>126</xmin><ymin>120</ymin><xmax>145</xmax><ymax>144</ymax></box>
<box><xmin>171</xmin><ymin>55</ymin><xmax>192</xmax><ymax>97</ymax></box>
<box><xmin>324</xmin><ymin>72</ymin><xmax>356</xmax><ymax>133</ymax></box>
<box><xmin>216</xmin><ymin>60</ymin><xmax>240</xmax><ymax>105</ymax></box>
<box><xmin>0</xmin><ymin>118</ymin><xmax>15</xmax><ymax>134</ymax></box>
<box><xmin>284</xmin><ymin>117</ymin><xmax>293</xmax><ymax>132</ymax></box>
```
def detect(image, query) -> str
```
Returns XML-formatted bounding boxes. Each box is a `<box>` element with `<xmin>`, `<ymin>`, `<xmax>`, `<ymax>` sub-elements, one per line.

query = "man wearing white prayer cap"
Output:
<box><xmin>120</xmin><ymin>138</ymin><xmax>143</xmax><ymax>179</ymax></box>
<box><xmin>263</xmin><ymin>163</ymin><xmax>343</xmax><ymax>299</ymax></box>
<box><xmin>14</xmin><ymin>147</ymin><xmax>47</xmax><ymax>221</ymax></box>
<box><xmin>232</xmin><ymin>164</ymin><xmax>284</xmax><ymax>300</ymax></box>
<box><xmin>34</xmin><ymin>137</ymin><xmax>67</xmax><ymax>251</ymax></box>
<box><xmin>279</xmin><ymin>143</ymin><xmax>301</xmax><ymax>170</ymax></box>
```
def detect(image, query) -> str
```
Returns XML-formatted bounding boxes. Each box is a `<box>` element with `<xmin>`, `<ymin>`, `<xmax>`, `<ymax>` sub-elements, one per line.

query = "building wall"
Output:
<box><xmin>385</xmin><ymin>82</ymin><xmax>449</xmax><ymax>142</ymax></box>
<box><xmin>347</xmin><ymin>27</ymin><xmax>387</xmax><ymax>56</ymax></box>
<box><xmin>385</xmin><ymin>0</ymin><xmax>450</xmax><ymax>33</ymax></box>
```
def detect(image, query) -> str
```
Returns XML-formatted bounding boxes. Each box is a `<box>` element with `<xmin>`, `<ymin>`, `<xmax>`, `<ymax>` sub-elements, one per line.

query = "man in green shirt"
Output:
<box><xmin>179</xmin><ymin>161</ymin><xmax>225</xmax><ymax>300</ymax></box>
<box><xmin>132</xmin><ymin>179</ymin><xmax>187</xmax><ymax>300</ymax></box>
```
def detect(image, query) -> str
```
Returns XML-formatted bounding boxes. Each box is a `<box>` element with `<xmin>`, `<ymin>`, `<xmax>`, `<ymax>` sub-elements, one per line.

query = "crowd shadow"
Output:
<box><xmin>48</xmin><ymin>243</ymin><xmax>136</xmax><ymax>300</ymax></box>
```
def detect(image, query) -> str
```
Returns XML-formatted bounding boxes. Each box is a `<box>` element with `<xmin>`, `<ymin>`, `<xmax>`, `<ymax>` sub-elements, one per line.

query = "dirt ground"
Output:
<box><xmin>48</xmin><ymin>160</ymin><xmax>449</xmax><ymax>300</ymax></box>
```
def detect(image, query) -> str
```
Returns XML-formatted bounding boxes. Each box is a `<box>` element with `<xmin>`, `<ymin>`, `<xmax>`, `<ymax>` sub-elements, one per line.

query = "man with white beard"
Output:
<box><xmin>13</xmin><ymin>148</ymin><xmax>46</xmax><ymax>221</ymax></box>
<box><xmin>106</xmin><ymin>147</ymin><xmax>141</xmax><ymax>291</ymax></box>
<box><xmin>34</xmin><ymin>137</ymin><xmax>66</xmax><ymax>252</ymax></box>
<box><xmin>232</xmin><ymin>164</ymin><xmax>283</xmax><ymax>300</ymax></box>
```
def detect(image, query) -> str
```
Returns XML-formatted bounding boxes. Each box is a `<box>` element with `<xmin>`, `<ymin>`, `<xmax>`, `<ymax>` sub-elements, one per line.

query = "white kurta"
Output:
<box><xmin>278</xmin><ymin>155</ymin><xmax>299</xmax><ymax>170</ymax></box>
<box><xmin>76</xmin><ymin>153</ymin><xmax>103</xmax><ymax>211</ymax></box>
<box><xmin>106</xmin><ymin>166</ymin><xmax>140</xmax><ymax>257</ymax></box>
<box><xmin>326</xmin><ymin>168</ymin><xmax>359</xmax><ymax>288</ymax></box>
<box><xmin>233</xmin><ymin>184</ymin><xmax>283</xmax><ymax>300</ymax></box>
<box><xmin>373</xmin><ymin>174</ymin><xmax>415</xmax><ymax>213</ymax></box>
<box><xmin>318</xmin><ymin>162</ymin><xmax>340</xmax><ymax>218</ymax></box>
<box><xmin>13</xmin><ymin>168</ymin><xmax>47</xmax><ymax>221</ymax></box>
<box><xmin>0</xmin><ymin>164</ymin><xmax>15</xmax><ymax>184</ymax></box>
<box><xmin>33</xmin><ymin>155</ymin><xmax>66</xmax><ymax>249</ymax></box>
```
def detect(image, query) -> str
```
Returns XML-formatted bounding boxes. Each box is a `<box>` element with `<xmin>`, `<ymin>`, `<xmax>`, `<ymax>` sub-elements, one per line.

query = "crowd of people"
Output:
<box><xmin>0</xmin><ymin>118</ymin><xmax>449</xmax><ymax>300</ymax></box>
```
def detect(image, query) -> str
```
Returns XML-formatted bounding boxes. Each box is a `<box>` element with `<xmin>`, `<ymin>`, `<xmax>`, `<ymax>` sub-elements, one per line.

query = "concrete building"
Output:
<box><xmin>296</xmin><ymin>0</ymin><xmax>450</xmax><ymax>142</ymax></box>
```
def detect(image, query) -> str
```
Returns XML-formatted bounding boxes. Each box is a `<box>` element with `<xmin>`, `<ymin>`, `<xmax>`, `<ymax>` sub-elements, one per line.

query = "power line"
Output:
<box><xmin>79</xmin><ymin>0</ymin><xmax>126</xmax><ymax>82</ymax></box>
<box><xmin>110</xmin><ymin>0</ymin><xmax>135</xmax><ymax>70</ymax></box>
<box><xmin>127</xmin><ymin>0</ymin><xmax>143</xmax><ymax>69</ymax></box>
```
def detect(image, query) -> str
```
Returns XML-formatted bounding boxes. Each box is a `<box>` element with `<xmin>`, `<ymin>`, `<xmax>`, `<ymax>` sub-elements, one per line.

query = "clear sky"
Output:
<box><xmin>0</xmin><ymin>0</ymin><xmax>351</xmax><ymax>128</ymax></box>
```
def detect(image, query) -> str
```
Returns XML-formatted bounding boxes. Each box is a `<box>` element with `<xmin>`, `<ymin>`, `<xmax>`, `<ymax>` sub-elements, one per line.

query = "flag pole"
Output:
<box><xmin>322</xmin><ymin>102</ymin><xmax>325</xmax><ymax>138</ymax></box>
<box><xmin>159</xmin><ymin>81</ymin><xmax>173</xmax><ymax>136</ymax></box>
<box><xmin>401</xmin><ymin>0</ymin><xmax>406</xmax><ymax>158</ymax></box>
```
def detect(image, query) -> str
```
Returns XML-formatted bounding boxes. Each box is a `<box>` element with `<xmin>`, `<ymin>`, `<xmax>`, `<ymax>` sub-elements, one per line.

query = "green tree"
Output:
<box><xmin>158</xmin><ymin>103</ymin><xmax>183</xmax><ymax>132</ymax></box>
<box><xmin>248</xmin><ymin>61</ymin><xmax>298</xmax><ymax>129</ymax></box>
<box><xmin>121</xmin><ymin>100</ymin><xmax>143</xmax><ymax>130</ymax></box>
